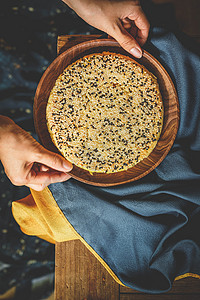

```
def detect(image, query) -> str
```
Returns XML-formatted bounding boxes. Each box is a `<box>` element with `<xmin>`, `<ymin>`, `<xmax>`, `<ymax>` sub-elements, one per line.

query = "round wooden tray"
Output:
<box><xmin>34</xmin><ymin>39</ymin><xmax>179</xmax><ymax>186</ymax></box>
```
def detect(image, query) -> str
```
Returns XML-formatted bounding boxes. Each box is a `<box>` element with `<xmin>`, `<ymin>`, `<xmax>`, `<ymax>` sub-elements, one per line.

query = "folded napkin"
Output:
<box><xmin>12</xmin><ymin>28</ymin><xmax>200</xmax><ymax>294</ymax></box>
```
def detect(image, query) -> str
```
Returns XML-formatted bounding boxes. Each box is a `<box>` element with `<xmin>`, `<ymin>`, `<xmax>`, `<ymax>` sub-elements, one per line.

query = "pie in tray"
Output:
<box><xmin>46</xmin><ymin>52</ymin><xmax>163</xmax><ymax>174</ymax></box>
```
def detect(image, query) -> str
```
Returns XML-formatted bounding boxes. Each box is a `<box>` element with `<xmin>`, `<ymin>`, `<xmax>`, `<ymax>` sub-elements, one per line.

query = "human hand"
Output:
<box><xmin>63</xmin><ymin>0</ymin><xmax>150</xmax><ymax>58</ymax></box>
<box><xmin>0</xmin><ymin>116</ymin><xmax>72</xmax><ymax>191</ymax></box>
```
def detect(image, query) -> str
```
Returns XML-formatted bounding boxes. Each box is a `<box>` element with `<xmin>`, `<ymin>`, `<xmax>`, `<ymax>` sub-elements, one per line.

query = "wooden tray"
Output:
<box><xmin>34</xmin><ymin>38</ymin><xmax>179</xmax><ymax>186</ymax></box>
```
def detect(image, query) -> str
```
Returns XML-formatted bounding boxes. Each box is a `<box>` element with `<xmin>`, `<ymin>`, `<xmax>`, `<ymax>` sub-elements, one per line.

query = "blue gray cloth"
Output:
<box><xmin>49</xmin><ymin>27</ymin><xmax>200</xmax><ymax>294</ymax></box>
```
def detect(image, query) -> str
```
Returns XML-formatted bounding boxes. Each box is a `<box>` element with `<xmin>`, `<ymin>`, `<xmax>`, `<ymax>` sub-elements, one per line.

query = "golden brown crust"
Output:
<box><xmin>46</xmin><ymin>52</ymin><xmax>163</xmax><ymax>173</ymax></box>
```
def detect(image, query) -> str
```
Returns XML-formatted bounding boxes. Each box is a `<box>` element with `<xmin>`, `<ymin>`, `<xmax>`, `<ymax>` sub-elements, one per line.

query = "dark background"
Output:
<box><xmin>0</xmin><ymin>0</ymin><xmax>199</xmax><ymax>299</ymax></box>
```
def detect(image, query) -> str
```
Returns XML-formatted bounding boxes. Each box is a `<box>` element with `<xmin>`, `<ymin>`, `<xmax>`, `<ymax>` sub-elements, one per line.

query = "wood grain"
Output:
<box><xmin>57</xmin><ymin>34</ymin><xmax>101</xmax><ymax>55</ymax></box>
<box><xmin>120</xmin><ymin>277</ymin><xmax>200</xmax><ymax>294</ymax></box>
<box><xmin>34</xmin><ymin>38</ymin><xmax>179</xmax><ymax>186</ymax></box>
<box><xmin>55</xmin><ymin>240</ymin><xmax>119</xmax><ymax>300</ymax></box>
<box><xmin>55</xmin><ymin>240</ymin><xmax>200</xmax><ymax>300</ymax></box>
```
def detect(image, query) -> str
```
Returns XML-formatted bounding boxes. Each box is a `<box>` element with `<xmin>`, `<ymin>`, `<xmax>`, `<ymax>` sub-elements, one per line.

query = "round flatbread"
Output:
<box><xmin>46</xmin><ymin>52</ymin><xmax>163</xmax><ymax>173</ymax></box>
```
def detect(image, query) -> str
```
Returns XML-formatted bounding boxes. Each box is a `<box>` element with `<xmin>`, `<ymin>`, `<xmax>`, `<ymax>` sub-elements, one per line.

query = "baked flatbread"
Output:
<box><xmin>46</xmin><ymin>52</ymin><xmax>163</xmax><ymax>173</ymax></box>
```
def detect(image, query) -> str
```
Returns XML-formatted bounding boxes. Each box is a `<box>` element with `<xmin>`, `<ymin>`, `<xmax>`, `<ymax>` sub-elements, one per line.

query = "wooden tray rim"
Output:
<box><xmin>34</xmin><ymin>38</ymin><xmax>180</xmax><ymax>186</ymax></box>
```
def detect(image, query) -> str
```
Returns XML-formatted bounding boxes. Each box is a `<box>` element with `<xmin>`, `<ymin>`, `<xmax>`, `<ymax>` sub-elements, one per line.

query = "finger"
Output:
<box><xmin>35</xmin><ymin>148</ymin><xmax>73</xmax><ymax>173</ymax></box>
<box><xmin>40</xmin><ymin>164</ymin><xmax>50</xmax><ymax>172</ymax></box>
<box><xmin>27</xmin><ymin>170</ymin><xmax>71</xmax><ymax>187</ymax></box>
<box><xmin>30</xmin><ymin>162</ymin><xmax>50</xmax><ymax>175</ymax></box>
<box><xmin>26</xmin><ymin>171</ymin><xmax>71</xmax><ymax>191</ymax></box>
<box><xmin>108</xmin><ymin>20</ymin><xmax>142</xmax><ymax>58</ymax></box>
<box><xmin>130</xmin><ymin>25</ymin><xmax>138</xmax><ymax>39</ymax></box>
<box><xmin>26</xmin><ymin>183</ymin><xmax>46</xmax><ymax>191</ymax></box>
<box><xmin>122</xmin><ymin>18</ymin><xmax>132</xmax><ymax>30</ymax></box>
<box><xmin>128</xmin><ymin>9</ymin><xmax>150</xmax><ymax>46</ymax></box>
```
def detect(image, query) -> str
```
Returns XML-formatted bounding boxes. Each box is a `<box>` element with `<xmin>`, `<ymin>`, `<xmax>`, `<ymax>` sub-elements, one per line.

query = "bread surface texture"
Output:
<box><xmin>46</xmin><ymin>52</ymin><xmax>163</xmax><ymax>173</ymax></box>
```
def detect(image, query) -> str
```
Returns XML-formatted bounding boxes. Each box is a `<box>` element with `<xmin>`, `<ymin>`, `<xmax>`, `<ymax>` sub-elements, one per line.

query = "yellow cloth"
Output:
<box><xmin>12</xmin><ymin>187</ymin><xmax>200</xmax><ymax>285</ymax></box>
<box><xmin>12</xmin><ymin>187</ymin><xmax>78</xmax><ymax>244</ymax></box>
<box><xmin>0</xmin><ymin>287</ymin><xmax>16</xmax><ymax>300</ymax></box>
<box><xmin>12</xmin><ymin>187</ymin><xmax>124</xmax><ymax>286</ymax></box>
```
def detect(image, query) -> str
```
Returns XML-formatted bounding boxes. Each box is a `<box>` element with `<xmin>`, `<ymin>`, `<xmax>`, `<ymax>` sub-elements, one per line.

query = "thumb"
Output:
<box><xmin>109</xmin><ymin>21</ymin><xmax>143</xmax><ymax>58</ymax></box>
<box><xmin>36</xmin><ymin>147</ymin><xmax>73</xmax><ymax>172</ymax></box>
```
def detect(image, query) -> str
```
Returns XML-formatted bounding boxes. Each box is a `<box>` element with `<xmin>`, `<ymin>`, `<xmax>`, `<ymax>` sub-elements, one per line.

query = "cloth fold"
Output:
<box><xmin>12</xmin><ymin>27</ymin><xmax>200</xmax><ymax>293</ymax></box>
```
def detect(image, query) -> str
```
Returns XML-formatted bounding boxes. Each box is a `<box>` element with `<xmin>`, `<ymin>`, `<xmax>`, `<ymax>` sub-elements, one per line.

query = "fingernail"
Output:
<box><xmin>63</xmin><ymin>161</ymin><xmax>73</xmax><ymax>172</ymax></box>
<box><xmin>130</xmin><ymin>47</ymin><xmax>142</xmax><ymax>58</ymax></box>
